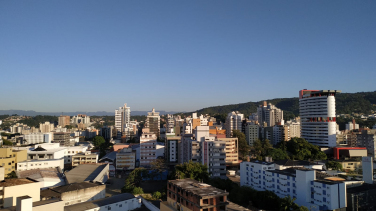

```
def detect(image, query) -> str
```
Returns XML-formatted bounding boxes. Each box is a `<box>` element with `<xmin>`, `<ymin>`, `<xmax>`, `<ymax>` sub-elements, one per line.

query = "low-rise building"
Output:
<box><xmin>40</xmin><ymin>182</ymin><xmax>105</xmax><ymax>206</ymax></box>
<box><xmin>161</xmin><ymin>179</ymin><xmax>229</xmax><ymax>211</ymax></box>
<box><xmin>64</xmin><ymin>193</ymin><xmax>141</xmax><ymax>211</ymax></box>
<box><xmin>0</xmin><ymin>148</ymin><xmax>27</xmax><ymax>175</ymax></box>
<box><xmin>116</xmin><ymin>148</ymin><xmax>135</xmax><ymax>171</ymax></box>
<box><xmin>65</xmin><ymin>164</ymin><xmax>109</xmax><ymax>184</ymax></box>
<box><xmin>17</xmin><ymin>167</ymin><xmax>65</xmax><ymax>189</ymax></box>
<box><xmin>17</xmin><ymin>158</ymin><xmax>64</xmax><ymax>171</ymax></box>
<box><xmin>240</xmin><ymin>160</ymin><xmax>346</xmax><ymax>211</ymax></box>
<box><xmin>0</xmin><ymin>178</ymin><xmax>41</xmax><ymax>208</ymax></box>
<box><xmin>71</xmin><ymin>152</ymin><xmax>97</xmax><ymax>167</ymax></box>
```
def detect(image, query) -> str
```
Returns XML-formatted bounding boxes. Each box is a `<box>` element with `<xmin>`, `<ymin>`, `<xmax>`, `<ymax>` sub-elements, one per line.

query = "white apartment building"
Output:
<box><xmin>39</xmin><ymin>122</ymin><xmax>55</xmax><ymax>133</ymax></box>
<box><xmin>64</xmin><ymin>146</ymin><xmax>88</xmax><ymax>164</ymax></box>
<box><xmin>299</xmin><ymin>90</ymin><xmax>341</xmax><ymax>147</ymax></box>
<box><xmin>225</xmin><ymin>111</ymin><xmax>244</xmax><ymax>138</ymax></box>
<box><xmin>70</xmin><ymin>114</ymin><xmax>91</xmax><ymax>124</ymax></box>
<box><xmin>257</xmin><ymin>102</ymin><xmax>283</xmax><ymax>127</ymax></box>
<box><xmin>22</xmin><ymin>133</ymin><xmax>53</xmax><ymax>144</ymax></box>
<box><xmin>140</xmin><ymin>131</ymin><xmax>157</xmax><ymax>166</ymax></box>
<box><xmin>115</xmin><ymin>103</ymin><xmax>131</xmax><ymax>137</ymax></box>
<box><xmin>28</xmin><ymin>144</ymin><xmax>65</xmax><ymax>160</ymax></box>
<box><xmin>285</xmin><ymin>119</ymin><xmax>301</xmax><ymax>140</ymax></box>
<box><xmin>240</xmin><ymin>160</ymin><xmax>346</xmax><ymax>211</ymax></box>
<box><xmin>201</xmin><ymin>138</ymin><xmax>227</xmax><ymax>178</ymax></box>
<box><xmin>166</xmin><ymin>114</ymin><xmax>175</xmax><ymax>132</ymax></box>
<box><xmin>199</xmin><ymin>114</ymin><xmax>208</xmax><ymax>126</ymax></box>
<box><xmin>17</xmin><ymin>158</ymin><xmax>64</xmax><ymax>171</ymax></box>
<box><xmin>346</xmin><ymin>119</ymin><xmax>359</xmax><ymax>131</ymax></box>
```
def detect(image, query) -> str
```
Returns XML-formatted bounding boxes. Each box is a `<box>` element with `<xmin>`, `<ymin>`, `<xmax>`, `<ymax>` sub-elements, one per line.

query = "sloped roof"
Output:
<box><xmin>65</xmin><ymin>164</ymin><xmax>108</xmax><ymax>184</ymax></box>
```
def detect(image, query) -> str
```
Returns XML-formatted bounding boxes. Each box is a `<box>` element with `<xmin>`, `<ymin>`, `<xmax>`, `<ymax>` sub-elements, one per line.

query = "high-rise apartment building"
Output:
<box><xmin>140</xmin><ymin>129</ymin><xmax>157</xmax><ymax>166</ymax></box>
<box><xmin>58</xmin><ymin>115</ymin><xmax>70</xmax><ymax>127</ymax></box>
<box><xmin>145</xmin><ymin>108</ymin><xmax>160</xmax><ymax>136</ymax></box>
<box><xmin>245</xmin><ymin>123</ymin><xmax>259</xmax><ymax>146</ymax></box>
<box><xmin>257</xmin><ymin>101</ymin><xmax>283</xmax><ymax>127</ymax></box>
<box><xmin>115</xmin><ymin>103</ymin><xmax>131</xmax><ymax>138</ymax></box>
<box><xmin>70</xmin><ymin>114</ymin><xmax>91</xmax><ymax>125</ymax></box>
<box><xmin>225</xmin><ymin>111</ymin><xmax>244</xmax><ymax>138</ymax></box>
<box><xmin>39</xmin><ymin>122</ymin><xmax>55</xmax><ymax>133</ymax></box>
<box><xmin>346</xmin><ymin>119</ymin><xmax>359</xmax><ymax>131</ymax></box>
<box><xmin>166</xmin><ymin>114</ymin><xmax>175</xmax><ymax>133</ymax></box>
<box><xmin>299</xmin><ymin>90</ymin><xmax>341</xmax><ymax>147</ymax></box>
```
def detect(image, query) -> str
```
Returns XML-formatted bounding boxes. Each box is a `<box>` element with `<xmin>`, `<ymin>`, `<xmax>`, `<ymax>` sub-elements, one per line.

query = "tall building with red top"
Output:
<box><xmin>299</xmin><ymin>90</ymin><xmax>341</xmax><ymax>147</ymax></box>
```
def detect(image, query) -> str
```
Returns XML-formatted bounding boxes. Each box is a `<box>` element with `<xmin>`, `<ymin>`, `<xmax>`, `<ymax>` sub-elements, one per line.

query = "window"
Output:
<box><xmin>119</xmin><ymin>204</ymin><xmax>122</xmax><ymax>207</ymax></box>
<box><xmin>108</xmin><ymin>206</ymin><xmax>111</xmax><ymax>210</ymax></box>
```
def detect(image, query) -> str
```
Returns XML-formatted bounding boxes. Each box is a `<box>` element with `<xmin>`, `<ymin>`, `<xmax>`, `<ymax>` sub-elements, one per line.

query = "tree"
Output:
<box><xmin>92</xmin><ymin>136</ymin><xmax>105</xmax><ymax>148</ymax></box>
<box><xmin>150</xmin><ymin>158</ymin><xmax>167</xmax><ymax>180</ymax></box>
<box><xmin>268</xmin><ymin>148</ymin><xmax>289</xmax><ymax>161</ymax></box>
<box><xmin>285</xmin><ymin>138</ymin><xmax>327</xmax><ymax>161</ymax></box>
<box><xmin>152</xmin><ymin>191</ymin><xmax>162</xmax><ymax>199</ymax></box>
<box><xmin>121</xmin><ymin>168</ymin><xmax>147</xmax><ymax>193</ymax></box>
<box><xmin>65</xmin><ymin>125</ymin><xmax>73</xmax><ymax>129</ymax></box>
<box><xmin>232</xmin><ymin>130</ymin><xmax>250</xmax><ymax>160</ymax></box>
<box><xmin>2</xmin><ymin>139</ymin><xmax>13</xmax><ymax>146</ymax></box>
<box><xmin>173</xmin><ymin>161</ymin><xmax>209</xmax><ymax>182</ymax></box>
<box><xmin>132</xmin><ymin>187</ymin><xmax>144</xmax><ymax>195</ymax></box>
<box><xmin>326</xmin><ymin>161</ymin><xmax>343</xmax><ymax>171</ymax></box>
<box><xmin>279</xmin><ymin>196</ymin><xmax>299</xmax><ymax>211</ymax></box>
<box><xmin>6</xmin><ymin>171</ymin><xmax>17</xmax><ymax>179</ymax></box>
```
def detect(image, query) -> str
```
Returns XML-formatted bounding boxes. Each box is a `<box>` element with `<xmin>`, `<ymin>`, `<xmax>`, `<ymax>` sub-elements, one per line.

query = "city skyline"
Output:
<box><xmin>1</xmin><ymin>1</ymin><xmax>375</xmax><ymax>112</ymax></box>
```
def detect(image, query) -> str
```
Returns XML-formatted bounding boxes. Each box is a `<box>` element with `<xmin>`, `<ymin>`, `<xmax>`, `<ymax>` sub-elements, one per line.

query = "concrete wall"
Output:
<box><xmin>61</xmin><ymin>184</ymin><xmax>106</xmax><ymax>206</ymax></box>
<box><xmin>34</xmin><ymin>200</ymin><xmax>65</xmax><ymax>211</ymax></box>
<box><xmin>17</xmin><ymin>159</ymin><xmax>64</xmax><ymax>171</ymax></box>
<box><xmin>3</xmin><ymin>182</ymin><xmax>40</xmax><ymax>208</ymax></box>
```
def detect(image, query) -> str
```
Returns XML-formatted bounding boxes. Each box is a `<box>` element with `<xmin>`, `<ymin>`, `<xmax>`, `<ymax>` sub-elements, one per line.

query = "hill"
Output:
<box><xmin>188</xmin><ymin>91</ymin><xmax>376</xmax><ymax>122</ymax></box>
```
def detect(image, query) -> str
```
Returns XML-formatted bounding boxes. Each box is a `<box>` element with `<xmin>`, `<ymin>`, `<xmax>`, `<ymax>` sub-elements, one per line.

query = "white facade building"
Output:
<box><xmin>240</xmin><ymin>160</ymin><xmax>346</xmax><ymax>211</ymax></box>
<box><xmin>17</xmin><ymin>158</ymin><xmax>64</xmax><ymax>171</ymax></box>
<box><xmin>225</xmin><ymin>111</ymin><xmax>244</xmax><ymax>138</ymax></box>
<box><xmin>346</xmin><ymin>120</ymin><xmax>359</xmax><ymax>131</ymax></box>
<box><xmin>22</xmin><ymin>133</ymin><xmax>53</xmax><ymax>144</ymax></box>
<box><xmin>299</xmin><ymin>90</ymin><xmax>341</xmax><ymax>147</ymax></box>
<box><xmin>139</xmin><ymin>132</ymin><xmax>157</xmax><ymax>166</ymax></box>
<box><xmin>115</xmin><ymin>103</ymin><xmax>131</xmax><ymax>137</ymax></box>
<box><xmin>39</xmin><ymin>122</ymin><xmax>55</xmax><ymax>133</ymax></box>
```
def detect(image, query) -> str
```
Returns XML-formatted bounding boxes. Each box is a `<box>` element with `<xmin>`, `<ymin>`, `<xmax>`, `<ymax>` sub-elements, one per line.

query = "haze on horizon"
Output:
<box><xmin>0</xmin><ymin>1</ymin><xmax>375</xmax><ymax>113</ymax></box>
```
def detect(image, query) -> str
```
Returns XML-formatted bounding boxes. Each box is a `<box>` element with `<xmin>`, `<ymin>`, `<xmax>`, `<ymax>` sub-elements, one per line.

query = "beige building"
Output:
<box><xmin>71</xmin><ymin>152</ymin><xmax>98</xmax><ymax>167</ymax></box>
<box><xmin>140</xmin><ymin>130</ymin><xmax>157</xmax><ymax>167</ymax></box>
<box><xmin>217</xmin><ymin>138</ymin><xmax>239</xmax><ymax>165</ymax></box>
<box><xmin>0</xmin><ymin>148</ymin><xmax>27</xmax><ymax>175</ymax></box>
<box><xmin>116</xmin><ymin>148</ymin><xmax>136</xmax><ymax>171</ymax></box>
<box><xmin>58</xmin><ymin>115</ymin><xmax>70</xmax><ymax>127</ymax></box>
<box><xmin>0</xmin><ymin>178</ymin><xmax>40</xmax><ymax>208</ymax></box>
<box><xmin>338</xmin><ymin>160</ymin><xmax>362</xmax><ymax>172</ymax></box>
<box><xmin>39</xmin><ymin>122</ymin><xmax>55</xmax><ymax>133</ymax></box>
<box><xmin>145</xmin><ymin>108</ymin><xmax>160</xmax><ymax>136</ymax></box>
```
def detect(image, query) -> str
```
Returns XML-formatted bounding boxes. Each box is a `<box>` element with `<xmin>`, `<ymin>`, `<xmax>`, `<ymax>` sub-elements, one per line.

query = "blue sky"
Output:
<box><xmin>0</xmin><ymin>1</ymin><xmax>375</xmax><ymax>112</ymax></box>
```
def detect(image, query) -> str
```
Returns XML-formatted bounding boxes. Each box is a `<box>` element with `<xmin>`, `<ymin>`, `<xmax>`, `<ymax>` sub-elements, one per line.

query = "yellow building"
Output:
<box><xmin>0</xmin><ymin>148</ymin><xmax>27</xmax><ymax>175</ymax></box>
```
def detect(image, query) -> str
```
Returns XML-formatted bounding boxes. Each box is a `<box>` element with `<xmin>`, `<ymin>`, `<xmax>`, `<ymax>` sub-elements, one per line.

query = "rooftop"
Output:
<box><xmin>65</xmin><ymin>163</ymin><xmax>108</xmax><ymax>184</ymax></box>
<box><xmin>0</xmin><ymin>178</ymin><xmax>34</xmax><ymax>187</ymax></box>
<box><xmin>169</xmin><ymin>178</ymin><xmax>228</xmax><ymax>198</ymax></box>
<box><xmin>274</xmin><ymin>159</ymin><xmax>320</xmax><ymax>166</ymax></box>
<box><xmin>17</xmin><ymin>167</ymin><xmax>63</xmax><ymax>180</ymax></box>
<box><xmin>99</xmin><ymin>151</ymin><xmax>117</xmax><ymax>161</ymax></box>
<box><xmin>64</xmin><ymin>193</ymin><xmax>136</xmax><ymax>211</ymax></box>
<box><xmin>41</xmin><ymin>181</ymin><xmax>104</xmax><ymax>198</ymax></box>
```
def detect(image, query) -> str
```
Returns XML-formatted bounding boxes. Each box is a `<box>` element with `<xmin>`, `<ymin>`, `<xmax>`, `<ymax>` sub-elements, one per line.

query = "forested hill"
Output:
<box><xmin>191</xmin><ymin>91</ymin><xmax>376</xmax><ymax>121</ymax></box>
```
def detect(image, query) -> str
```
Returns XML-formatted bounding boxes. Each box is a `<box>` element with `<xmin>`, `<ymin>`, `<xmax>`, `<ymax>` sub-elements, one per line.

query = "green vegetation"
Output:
<box><xmin>18</xmin><ymin>115</ymin><xmax>57</xmax><ymax>128</ymax></box>
<box><xmin>184</xmin><ymin>91</ymin><xmax>376</xmax><ymax>122</ymax></box>
<box><xmin>232</xmin><ymin>130</ymin><xmax>250</xmax><ymax>160</ymax></box>
<box><xmin>170</xmin><ymin>161</ymin><xmax>210</xmax><ymax>182</ymax></box>
<box><xmin>122</xmin><ymin>168</ymin><xmax>147</xmax><ymax>193</ymax></box>
<box><xmin>92</xmin><ymin>136</ymin><xmax>105</xmax><ymax>148</ymax></box>
<box><xmin>2</xmin><ymin>139</ymin><xmax>13</xmax><ymax>146</ymax></box>
<box><xmin>65</xmin><ymin>125</ymin><xmax>73</xmax><ymax>129</ymax></box>
<box><xmin>149</xmin><ymin>158</ymin><xmax>167</xmax><ymax>180</ymax></box>
<box><xmin>132</xmin><ymin>187</ymin><xmax>144</xmax><ymax>195</ymax></box>
<box><xmin>0</xmin><ymin>115</ymin><xmax>9</xmax><ymax>120</ymax></box>
<box><xmin>152</xmin><ymin>191</ymin><xmax>162</xmax><ymax>199</ymax></box>
<box><xmin>6</xmin><ymin>171</ymin><xmax>17</xmax><ymax>179</ymax></box>
<box><xmin>252</xmin><ymin>138</ymin><xmax>327</xmax><ymax>161</ymax></box>
<box><xmin>208</xmin><ymin>178</ymin><xmax>308</xmax><ymax>211</ymax></box>
<box><xmin>326</xmin><ymin>161</ymin><xmax>343</xmax><ymax>171</ymax></box>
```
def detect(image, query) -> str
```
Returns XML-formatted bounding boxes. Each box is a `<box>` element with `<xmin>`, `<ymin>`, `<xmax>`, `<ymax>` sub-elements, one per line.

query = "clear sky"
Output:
<box><xmin>1</xmin><ymin>1</ymin><xmax>375</xmax><ymax>112</ymax></box>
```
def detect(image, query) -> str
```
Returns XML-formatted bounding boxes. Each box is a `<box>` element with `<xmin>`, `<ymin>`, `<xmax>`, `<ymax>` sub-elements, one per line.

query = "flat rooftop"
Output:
<box><xmin>169</xmin><ymin>178</ymin><xmax>228</xmax><ymax>198</ymax></box>
<box><xmin>65</xmin><ymin>163</ymin><xmax>108</xmax><ymax>184</ymax></box>
<box><xmin>0</xmin><ymin>178</ymin><xmax>34</xmax><ymax>187</ymax></box>
<box><xmin>64</xmin><ymin>193</ymin><xmax>135</xmax><ymax>211</ymax></box>
<box><xmin>17</xmin><ymin>167</ymin><xmax>63</xmax><ymax>180</ymax></box>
